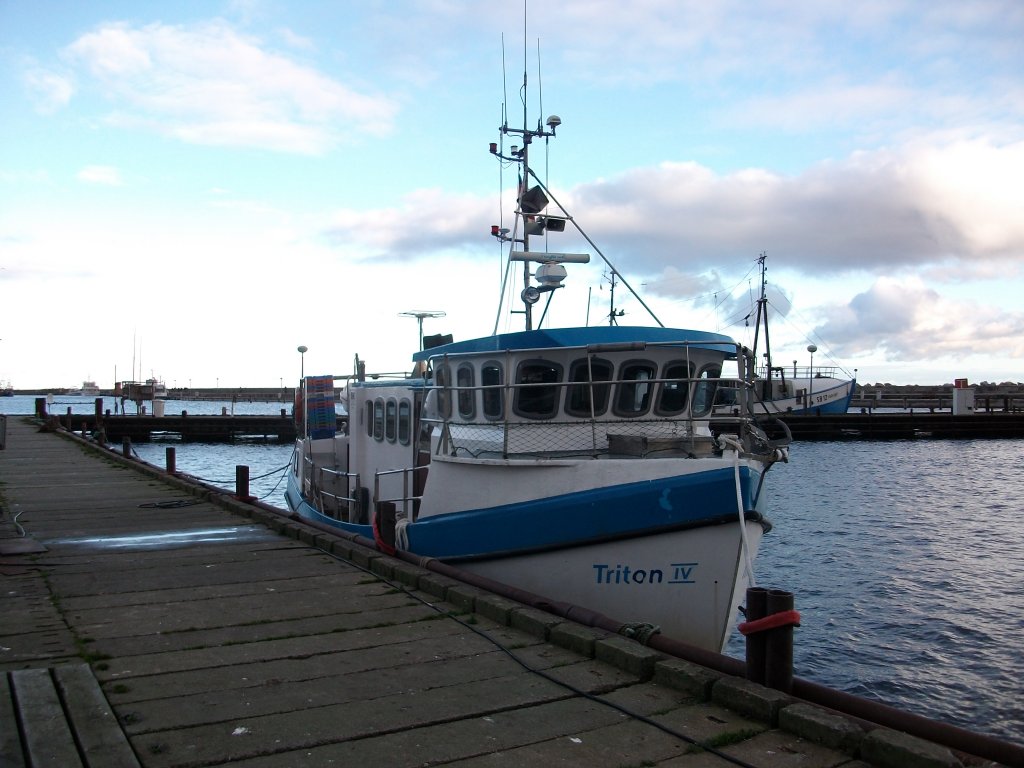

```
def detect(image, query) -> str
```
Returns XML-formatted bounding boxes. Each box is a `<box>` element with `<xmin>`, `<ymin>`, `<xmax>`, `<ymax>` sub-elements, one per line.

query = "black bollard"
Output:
<box><xmin>122</xmin><ymin>436</ymin><xmax>131</xmax><ymax>458</ymax></box>
<box><xmin>764</xmin><ymin>589</ymin><xmax>796</xmax><ymax>692</ymax></box>
<box><xmin>35</xmin><ymin>397</ymin><xmax>47</xmax><ymax>418</ymax></box>
<box><xmin>235</xmin><ymin>465</ymin><xmax>250</xmax><ymax>501</ymax></box>
<box><xmin>166</xmin><ymin>447</ymin><xmax>176</xmax><ymax>475</ymax></box>
<box><xmin>744</xmin><ymin>587</ymin><xmax>768</xmax><ymax>685</ymax></box>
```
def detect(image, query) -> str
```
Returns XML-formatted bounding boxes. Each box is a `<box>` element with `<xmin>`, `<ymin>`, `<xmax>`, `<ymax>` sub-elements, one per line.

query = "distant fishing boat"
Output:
<box><xmin>745</xmin><ymin>254</ymin><xmax>856</xmax><ymax>415</ymax></box>
<box><xmin>0</xmin><ymin>380</ymin><xmax>13</xmax><ymax>397</ymax></box>
<box><xmin>67</xmin><ymin>380</ymin><xmax>101</xmax><ymax>397</ymax></box>
<box><xmin>284</xmin><ymin>62</ymin><xmax>794</xmax><ymax>652</ymax></box>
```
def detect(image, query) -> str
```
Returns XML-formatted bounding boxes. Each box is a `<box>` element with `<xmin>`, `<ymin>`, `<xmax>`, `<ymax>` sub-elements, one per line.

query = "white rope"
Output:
<box><xmin>395</xmin><ymin>518</ymin><xmax>411</xmax><ymax>551</ymax></box>
<box><xmin>718</xmin><ymin>435</ymin><xmax>756</xmax><ymax>588</ymax></box>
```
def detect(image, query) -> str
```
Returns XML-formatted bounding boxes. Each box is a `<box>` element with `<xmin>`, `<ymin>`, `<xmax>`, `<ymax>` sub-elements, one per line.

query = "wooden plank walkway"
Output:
<box><xmin>0</xmin><ymin>416</ymin><xmax>988</xmax><ymax>768</ymax></box>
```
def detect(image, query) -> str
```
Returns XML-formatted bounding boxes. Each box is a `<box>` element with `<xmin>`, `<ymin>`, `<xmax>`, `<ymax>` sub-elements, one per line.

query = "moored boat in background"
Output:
<box><xmin>68</xmin><ymin>380</ymin><xmax>101</xmax><ymax>397</ymax></box>
<box><xmin>745</xmin><ymin>253</ymin><xmax>856</xmax><ymax>415</ymax></box>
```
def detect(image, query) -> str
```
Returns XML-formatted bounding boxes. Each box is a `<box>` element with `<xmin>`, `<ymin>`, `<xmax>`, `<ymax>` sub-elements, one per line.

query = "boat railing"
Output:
<box><xmin>301</xmin><ymin>448</ymin><xmax>360</xmax><ymax>520</ymax></box>
<box><xmin>315</xmin><ymin>466</ymin><xmax>361</xmax><ymax>521</ymax></box>
<box><xmin>373</xmin><ymin>465</ymin><xmax>427</xmax><ymax>520</ymax></box>
<box><xmin>428</xmin><ymin>374</ymin><xmax>764</xmax><ymax>460</ymax></box>
<box><xmin>758</xmin><ymin>364</ymin><xmax>842</xmax><ymax>380</ymax></box>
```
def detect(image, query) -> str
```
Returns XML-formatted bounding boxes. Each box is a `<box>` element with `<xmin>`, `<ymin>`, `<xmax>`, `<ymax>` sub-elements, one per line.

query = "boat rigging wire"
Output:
<box><xmin>523</xmin><ymin>166</ymin><xmax>665</xmax><ymax>327</ymax></box>
<box><xmin>311</xmin><ymin>539</ymin><xmax>765</xmax><ymax>768</ymax></box>
<box><xmin>765</xmin><ymin>298</ymin><xmax>854</xmax><ymax>378</ymax></box>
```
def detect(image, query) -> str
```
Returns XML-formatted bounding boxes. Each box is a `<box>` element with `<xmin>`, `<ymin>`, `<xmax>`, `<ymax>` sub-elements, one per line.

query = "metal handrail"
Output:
<box><xmin>373</xmin><ymin>464</ymin><xmax>428</xmax><ymax>519</ymax></box>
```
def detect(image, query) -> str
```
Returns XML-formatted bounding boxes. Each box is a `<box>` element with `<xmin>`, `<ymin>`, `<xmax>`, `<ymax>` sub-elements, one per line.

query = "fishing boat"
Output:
<box><xmin>285</xmin><ymin>81</ymin><xmax>792</xmax><ymax>653</ymax></box>
<box><xmin>68</xmin><ymin>380</ymin><xmax>101</xmax><ymax>397</ymax></box>
<box><xmin>0</xmin><ymin>381</ymin><xmax>13</xmax><ymax>397</ymax></box>
<box><xmin>745</xmin><ymin>254</ymin><xmax>856</xmax><ymax>415</ymax></box>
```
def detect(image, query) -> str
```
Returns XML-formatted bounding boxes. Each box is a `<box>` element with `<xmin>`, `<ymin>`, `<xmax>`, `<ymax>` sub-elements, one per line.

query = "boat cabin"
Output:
<box><xmin>294</xmin><ymin>326</ymin><xmax>756</xmax><ymax>524</ymax></box>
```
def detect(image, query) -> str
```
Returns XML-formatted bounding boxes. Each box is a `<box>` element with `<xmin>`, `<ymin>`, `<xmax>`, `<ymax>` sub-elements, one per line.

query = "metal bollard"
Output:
<box><xmin>741</xmin><ymin>586</ymin><xmax>799</xmax><ymax>692</ymax></box>
<box><xmin>744</xmin><ymin>586</ymin><xmax>768</xmax><ymax>685</ymax></box>
<box><xmin>122</xmin><ymin>436</ymin><xmax>131</xmax><ymax>458</ymax></box>
<box><xmin>235</xmin><ymin>465</ymin><xmax>250</xmax><ymax>501</ymax></box>
<box><xmin>166</xmin><ymin>447</ymin><xmax>176</xmax><ymax>474</ymax></box>
<box><xmin>764</xmin><ymin>589</ymin><xmax>795</xmax><ymax>692</ymax></box>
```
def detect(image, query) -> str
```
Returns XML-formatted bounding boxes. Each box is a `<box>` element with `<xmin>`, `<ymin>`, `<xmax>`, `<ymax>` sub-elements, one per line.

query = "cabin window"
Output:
<box><xmin>566</xmin><ymin>357</ymin><xmax>613</xmax><ymax>417</ymax></box>
<box><xmin>365</xmin><ymin>401</ymin><xmax>374</xmax><ymax>437</ymax></box>
<box><xmin>398</xmin><ymin>399</ymin><xmax>412</xmax><ymax>445</ymax></box>
<box><xmin>481</xmin><ymin>361</ymin><xmax>503</xmax><ymax>419</ymax></box>
<box><xmin>373</xmin><ymin>398</ymin><xmax>385</xmax><ymax>440</ymax></box>
<box><xmin>385</xmin><ymin>398</ymin><xmax>397</xmax><ymax>442</ymax></box>
<box><xmin>656</xmin><ymin>360</ymin><xmax>693</xmax><ymax>415</ymax></box>
<box><xmin>456</xmin><ymin>363</ymin><xmax>475</xmax><ymax>419</ymax></box>
<box><xmin>514</xmin><ymin>359</ymin><xmax>563</xmax><ymax>419</ymax></box>
<box><xmin>434</xmin><ymin>363</ymin><xmax>451</xmax><ymax>418</ymax></box>
<box><xmin>614</xmin><ymin>361</ymin><xmax>656</xmax><ymax>416</ymax></box>
<box><xmin>691</xmin><ymin>365</ymin><xmax>721</xmax><ymax>417</ymax></box>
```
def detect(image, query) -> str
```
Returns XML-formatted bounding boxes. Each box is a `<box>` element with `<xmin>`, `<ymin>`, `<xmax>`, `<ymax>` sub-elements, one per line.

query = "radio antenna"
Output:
<box><xmin>501</xmin><ymin>33</ymin><xmax>508</xmax><ymax>126</ymax></box>
<box><xmin>536</xmin><ymin>39</ymin><xmax>543</xmax><ymax>132</ymax></box>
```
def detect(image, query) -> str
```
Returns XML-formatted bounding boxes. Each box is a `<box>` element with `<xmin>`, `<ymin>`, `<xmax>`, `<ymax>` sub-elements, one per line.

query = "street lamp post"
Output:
<box><xmin>297</xmin><ymin>346</ymin><xmax>308</xmax><ymax>437</ymax></box>
<box><xmin>807</xmin><ymin>344</ymin><xmax>817</xmax><ymax>409</ymax></box>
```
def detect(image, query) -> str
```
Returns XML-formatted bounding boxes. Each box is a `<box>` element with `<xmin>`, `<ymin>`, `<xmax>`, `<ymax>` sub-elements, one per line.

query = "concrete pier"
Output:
<box><xmin>1</xmin><ymin>417</ymin><xmax>1016</xmax><ymax>767</ymax></box>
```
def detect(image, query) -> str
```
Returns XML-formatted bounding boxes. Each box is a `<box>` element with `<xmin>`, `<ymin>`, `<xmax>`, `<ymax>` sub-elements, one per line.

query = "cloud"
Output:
<box><xmin>322</xmin><ymin>189</ymin><xmax>495</xmax><ymax>259</ymax></box>
<box><xmin>24</xmin><ymin>68</ymin><xmax>74</xmax><ymax>113</ymax></box>
<box><xmin>61</xmin><ymin>21</ymin><xmax>398</xmax><ymax>154</ymax></box>
<box><xmin>76</xmin><ymin>165</ymin><xmax>124</xmax><ymax>186</ymax></box>
<box><xmin>559</xmin><ymin>138</ymin><xmax>1024</xmax><ymax>278</ymax></box>
<box><xmin>317</xmin><ymin>136</ymin><xmax>1024</xmax><ymax>283</ymax></box>
<box><xmin>815</xmin><ymin>276</ymin><xmax>1024</xmax><ymax>361</ymax></box>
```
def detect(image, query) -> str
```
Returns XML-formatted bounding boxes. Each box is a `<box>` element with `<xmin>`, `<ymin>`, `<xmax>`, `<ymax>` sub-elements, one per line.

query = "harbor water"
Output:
<box><xmin>2</xmin><ymin>395</ymin><xmax>1022</xmax><ymax>745</ymax></box>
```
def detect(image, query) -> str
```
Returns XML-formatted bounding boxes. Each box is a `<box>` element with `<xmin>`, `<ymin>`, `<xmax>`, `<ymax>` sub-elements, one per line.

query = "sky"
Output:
<box><xmin>2</xmin><ymin>1</ymin><xmax>1023</xmax><ymax>389</ymax></box>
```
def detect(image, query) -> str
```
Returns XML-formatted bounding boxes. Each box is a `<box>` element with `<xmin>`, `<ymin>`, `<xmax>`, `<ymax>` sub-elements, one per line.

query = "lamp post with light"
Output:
<box><xmin>807</xmin><ymin>344</ymin><xmax>817</xmax><ymax>409</ymax></box>
<box><xmin>297</xmin><ymin>345</ymin><xmax>308</xmax><ymax>437</ymax></box>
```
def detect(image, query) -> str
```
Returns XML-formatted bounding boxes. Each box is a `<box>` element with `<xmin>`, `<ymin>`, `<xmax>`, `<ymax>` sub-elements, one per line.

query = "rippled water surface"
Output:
<box><xmin>727</xmin><ymin>440</ymin><xmax>1024</xmax><ymax>743</ymax></box>
<box><xmin>4</xmin><ymin>396</ymin><xmax>1022</xmax><ymax>742</ymax></box>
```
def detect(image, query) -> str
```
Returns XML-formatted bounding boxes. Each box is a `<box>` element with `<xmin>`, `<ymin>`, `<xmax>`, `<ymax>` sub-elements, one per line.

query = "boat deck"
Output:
<box><xmin>1</xmin><ymin>417</ymin><xmax>1015</xmax><ymax>767</ymax></box>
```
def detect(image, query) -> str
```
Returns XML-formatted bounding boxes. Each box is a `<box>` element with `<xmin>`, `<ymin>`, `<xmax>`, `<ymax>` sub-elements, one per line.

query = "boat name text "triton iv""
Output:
<box><xmin>593</xmin><ymin>562</ymin><xmax>698</xmax><ymax>585</ymax></box>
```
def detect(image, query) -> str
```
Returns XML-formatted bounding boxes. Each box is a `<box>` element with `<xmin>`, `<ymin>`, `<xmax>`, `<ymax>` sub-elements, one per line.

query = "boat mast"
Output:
<box><xmin>490</xmin><ymin>77</ymin><xmax>562</xmax><ymax>330</ymax></box>
<box><xmin>750</xmin><ymin>252</ymin><xmax>773</xmax><ymax>386</ymax></box>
